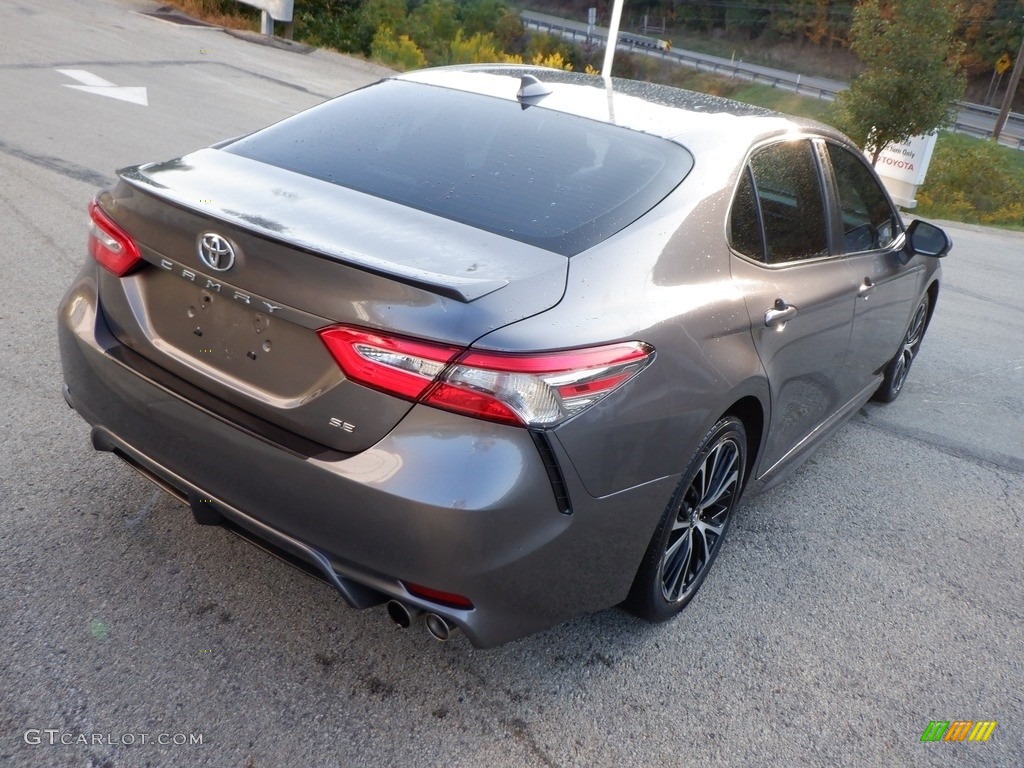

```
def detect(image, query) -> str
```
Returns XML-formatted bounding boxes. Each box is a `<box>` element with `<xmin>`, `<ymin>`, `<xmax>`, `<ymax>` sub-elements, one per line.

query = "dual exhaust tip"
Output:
<box><xmin>386</xmin><ymin>600</ymin><xmax>456</xmax><ymax>642</ymax></box>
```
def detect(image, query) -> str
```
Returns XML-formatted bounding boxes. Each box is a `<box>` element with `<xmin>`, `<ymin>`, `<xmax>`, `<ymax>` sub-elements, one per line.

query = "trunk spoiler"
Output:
<box><xmin>117</xmin><ymin>149</ymin><xmax>562</xmax><ymax>303</ymax></box>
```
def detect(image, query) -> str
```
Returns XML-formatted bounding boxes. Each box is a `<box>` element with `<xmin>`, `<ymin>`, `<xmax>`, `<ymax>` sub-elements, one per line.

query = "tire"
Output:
<box><xmin>873</xmin><ymin>293</ymin><xmax>930</xmax><ymax>404</ymax></box>
<box><xmin>624</xmin><ymin>416</ymin><xmax>747</xmax><ymax>623</ymax></box>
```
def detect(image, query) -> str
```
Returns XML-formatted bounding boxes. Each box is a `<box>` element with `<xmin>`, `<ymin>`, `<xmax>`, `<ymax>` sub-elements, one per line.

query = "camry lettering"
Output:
<box><xmin>157</xmin><ymin>257</ymin><xmax>287</xmax><ymax>313</ymax></box>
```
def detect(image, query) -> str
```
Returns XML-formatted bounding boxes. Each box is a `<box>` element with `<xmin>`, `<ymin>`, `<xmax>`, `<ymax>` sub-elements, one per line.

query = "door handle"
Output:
<box><xmin>858</xmin><ymin>278</ymin><xmax>876</xmax><ymax>298</ymax></box>
<box><xmin>764</xmin><ymin>298</ymin><xmax>798</xmax><ymax>328</ymax></box>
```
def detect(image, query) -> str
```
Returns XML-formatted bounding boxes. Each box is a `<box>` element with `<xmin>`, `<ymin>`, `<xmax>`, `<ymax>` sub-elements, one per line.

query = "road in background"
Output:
<box><xmin>522</xmin><ymin>9</ymin><xmax>1024</xmax><ymax>150</ymax></box>
<box><xmin>1</xmin><ymin>2</ymin><xmax>1022</xmax><ymax>766</ymax></box>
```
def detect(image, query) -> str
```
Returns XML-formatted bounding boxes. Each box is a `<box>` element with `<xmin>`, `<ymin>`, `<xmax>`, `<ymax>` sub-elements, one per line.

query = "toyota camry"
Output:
<box><xmin>58</xmin><ymin>65</ymin><xmax>951</xmax><ymax>647</ymax></box>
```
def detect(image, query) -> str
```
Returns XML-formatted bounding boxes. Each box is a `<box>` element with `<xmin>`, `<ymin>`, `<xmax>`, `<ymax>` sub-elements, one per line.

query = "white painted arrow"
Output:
<box><xmin>56</xmin><ymin>69</ymin><xmax>148</xmax><ymax>106</ymax></box>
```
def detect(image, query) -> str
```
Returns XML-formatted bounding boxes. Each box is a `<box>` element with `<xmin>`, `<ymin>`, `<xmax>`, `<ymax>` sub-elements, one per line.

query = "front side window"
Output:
<box><xmin>826</xmin><ymin>143</ymin><xmax>901</xmax><ymax>253</ymax></box>
<box><xmin>728</xmin><ymin>140</ymin><xmax>830</xmax><ymax>265</ymax></box>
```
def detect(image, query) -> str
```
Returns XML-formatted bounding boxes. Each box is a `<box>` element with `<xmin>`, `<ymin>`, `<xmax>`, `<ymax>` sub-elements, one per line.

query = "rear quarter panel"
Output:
<box><xmin>475</xmin><ymin>177</ymin><xmax>769</xmax><ymax>500</ymax></box>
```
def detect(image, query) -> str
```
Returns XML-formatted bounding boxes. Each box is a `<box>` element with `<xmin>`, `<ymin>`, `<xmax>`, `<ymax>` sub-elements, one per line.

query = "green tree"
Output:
<box><xmin>355</xmin><ymin>0</ymin><xmax>407</xmax><ymax>54</ymax></box>
<box><xmin>403</xmin><ymin>0</ymin><xmax>460</xmax><ymax>61</ymax></box>
<box><xmin>834</xmin><ymin>0</ymin><xmax>966</xmax><ymax>164</ymax></box>
<box><xmin>457</xmin><ymin>0</ymin><xmax>506</xmax><ymax>37</ymax></box>
<box><xmin>292</xmin><ymin>0</ymin><xmax>364</xmax><ymax>52</ymax></box>
<box><xmin>767</xmin><ymin>0</ymin><xmax>853</xmax><ymax>46</ymax></box>
<box><xmin>957</xmin><ymin>0</ymin><xmax>1024</xmax><ymax>79</ymax></box>
<box><xmin>490</xmin><ymin>7</ymin><xmax>526</xmax><ymax>53</ymax></box>
<box><xmin>723</xmin><ymin>0</ymin><xmax>768</xmax><ymax>41</ymax></box>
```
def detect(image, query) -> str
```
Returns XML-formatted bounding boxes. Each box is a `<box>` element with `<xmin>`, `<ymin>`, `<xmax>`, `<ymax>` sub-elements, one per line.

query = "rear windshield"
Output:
<box><xmin>225</xmin><ymin>79</ymin><xmax>693</xmax><ymax>256</ymax></box>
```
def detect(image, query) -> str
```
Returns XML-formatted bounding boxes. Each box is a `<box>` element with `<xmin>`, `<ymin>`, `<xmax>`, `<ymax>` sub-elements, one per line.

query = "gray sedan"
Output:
<box><xmin>58</xmin><ymin>65</ymin><xmax>950</xmax><ymax>647</ymax></box>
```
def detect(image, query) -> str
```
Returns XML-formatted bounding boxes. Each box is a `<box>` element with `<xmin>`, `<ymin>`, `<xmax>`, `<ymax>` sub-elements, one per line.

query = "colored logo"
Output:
<box><xmin>920</xmin><ymin>720</ymin><xmax>997</xmax><ymax>742</ymax></box>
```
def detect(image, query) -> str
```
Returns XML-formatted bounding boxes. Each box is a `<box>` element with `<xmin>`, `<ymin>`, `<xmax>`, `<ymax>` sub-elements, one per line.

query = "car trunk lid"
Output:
<box><xmin>95</xmin><ymin>149</ymin><xmax>567</xmax><ymax>453</ymax></box>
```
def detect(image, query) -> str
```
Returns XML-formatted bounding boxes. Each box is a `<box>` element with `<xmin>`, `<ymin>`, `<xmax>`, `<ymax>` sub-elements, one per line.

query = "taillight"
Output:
<box><xmin>88</xmin><ymin>200</ymin><xmax>142</xmax><ymax>276</ymax></box>
<box><xmin>318</xmin><ymin>327</ymin><xmax>462</xmax><ymax>400</ymax></box>
<box><xmin>319</xmin><ymin>325</ymin><xmax>654</xmax><ymax>428</ymax></box>
<box><xmin>426</xmin><ymin>344</ymin><xmax>654</xmax><ymax>426</ymax></box>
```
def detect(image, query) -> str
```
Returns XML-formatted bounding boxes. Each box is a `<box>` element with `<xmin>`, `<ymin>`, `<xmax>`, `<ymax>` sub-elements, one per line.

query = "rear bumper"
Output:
<box><xmin>58</xmin><ymin>269</ymin><xmax>672</xmax><ymax>647</ymax></box>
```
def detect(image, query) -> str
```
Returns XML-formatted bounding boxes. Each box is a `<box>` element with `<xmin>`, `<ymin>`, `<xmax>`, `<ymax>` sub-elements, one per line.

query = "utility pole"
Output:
<box><xmin>993</xmin><ymin>18</ymin><xmax>1024</xmax><ymax>142</ymax></box>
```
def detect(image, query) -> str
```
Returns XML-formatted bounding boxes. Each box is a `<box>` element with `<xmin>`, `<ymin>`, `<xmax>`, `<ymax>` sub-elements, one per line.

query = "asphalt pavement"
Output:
<box><xmin>1</xmin><ymin>2</ymin><xmax>1021</xmax><ymax>766</ymax></box>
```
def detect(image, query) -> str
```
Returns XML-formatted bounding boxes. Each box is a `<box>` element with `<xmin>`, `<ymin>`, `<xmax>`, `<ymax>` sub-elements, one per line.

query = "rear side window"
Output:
<box><xmin>826</xmin><ymin>143</ymin><xmax>902</xmax><ymax>253</ymax></box>
<box><xmin>225</xmin><ymin>79</ymin><xmax>694</xmax><ymax>256</ymax></box>
<box><xmin>729</xmin><ymin>167</ymin><xmax>764</xmax><ymax>261</ymax></box>
<box><xmin>729</xmin><ymin>140</ymin><xmax>829</xmax><ymax>265</ymax></box>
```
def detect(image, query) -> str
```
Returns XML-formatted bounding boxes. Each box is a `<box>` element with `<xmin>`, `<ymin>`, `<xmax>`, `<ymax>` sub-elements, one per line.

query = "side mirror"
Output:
<box><xmin>904</xmin><ymin>220</ymin><xmax>951</xmax><ymax>258</ymax></box>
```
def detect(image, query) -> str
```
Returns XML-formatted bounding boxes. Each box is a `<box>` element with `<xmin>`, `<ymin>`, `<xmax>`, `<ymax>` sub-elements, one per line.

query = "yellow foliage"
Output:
<box><xmin>584</xmin><ymin>64</ymin><xmax>599</xmax><ymax>75</ymax></box>
<box><xmin>530</xmin><ymin>51</ymin><xmax>572</xmax><ymax>71</ymax></box>
<box><xmin>980</xmin><ymin>201</ymin><xmax>1024</xmax><ymax>225</ymax></box>
<box><xmin>370</xmin><ymin>27</ymin><xmax>427</xmax><ymax>71</ymax></box>
<box><xmin>449</xmin><ymin>30</ymin><xmax>502</xmax><ymax>64</ymax></box>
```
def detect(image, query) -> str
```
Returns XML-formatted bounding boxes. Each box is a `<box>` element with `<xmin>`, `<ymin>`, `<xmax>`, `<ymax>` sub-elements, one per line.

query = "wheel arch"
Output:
<box><xmin>722</xmin><ymin>394</ymin><xmax>766</xmax><ymax>495</ymax></box>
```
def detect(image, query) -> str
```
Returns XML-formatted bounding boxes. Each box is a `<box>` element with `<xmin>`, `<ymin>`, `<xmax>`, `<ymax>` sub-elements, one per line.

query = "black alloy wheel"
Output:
<box><xmin>625</xmin><ymin>416</ymin><xmax>747</xmax><ymax>622</ymax></box>
<box><xmin>873</xmin><ymin>294</ymin><xmax>930</xmax><ymax>404</ymax></box>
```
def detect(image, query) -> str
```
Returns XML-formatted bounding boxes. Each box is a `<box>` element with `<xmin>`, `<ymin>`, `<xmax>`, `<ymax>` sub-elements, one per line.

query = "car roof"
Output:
<box><xmin>396</xmin><ymin>65</ymin><xmax>845</xmax><ymax>156</ymax></box>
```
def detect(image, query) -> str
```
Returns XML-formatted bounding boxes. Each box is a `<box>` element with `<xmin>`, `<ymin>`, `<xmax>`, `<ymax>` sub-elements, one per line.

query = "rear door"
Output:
<box><xmin>729</xmin><ymin>138</ymin><xmax>860</xmax><ymax>474</ymax></box>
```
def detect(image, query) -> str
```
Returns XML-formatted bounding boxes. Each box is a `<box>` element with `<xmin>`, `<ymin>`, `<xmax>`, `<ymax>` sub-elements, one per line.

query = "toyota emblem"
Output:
<box><xmin>198</xmin><ymin>233</ymin><xmax>236</xmax><ymax>272</ymax></box>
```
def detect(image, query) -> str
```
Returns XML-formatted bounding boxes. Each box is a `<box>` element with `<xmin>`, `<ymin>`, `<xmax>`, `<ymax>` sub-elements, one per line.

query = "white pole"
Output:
<box><xmin>602</xmin><ymin>0</ymin><xmax>626</xmax><ymax>83</ymax></box>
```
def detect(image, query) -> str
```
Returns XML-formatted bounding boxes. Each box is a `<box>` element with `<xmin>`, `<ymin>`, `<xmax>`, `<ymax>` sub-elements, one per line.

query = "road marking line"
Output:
<box><xmin>56</xmin><ymin>68</ymin><xmax>149</xmax><ymax>106</ymax></box>
<box><xmin>56</xmin><ymin>69</ymin><xmax>116</xmax><ymax>87</ymax></box>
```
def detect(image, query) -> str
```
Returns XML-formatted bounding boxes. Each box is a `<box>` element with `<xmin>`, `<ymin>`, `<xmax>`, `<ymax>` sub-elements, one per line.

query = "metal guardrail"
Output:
<box><xmin>524</xmin><ymin>18</ymin><xmax>844</xmax><ymax>98</ymax></box>
<box><xmin>952</xmin><ymin>121</ymin><xmax>1024</xmax><ymax>150</ymax></box>
<box><xmin>955</xmin><ymin>100</ymin><xmax>1024</xmax><ymax>128</ymax></box>
<box><xmin>523</xmin><ymin>15</ymin><xmax>1024</xmax><ymax>148</ymax></box>
<box><xmin>236</xmin><ymin>0</ymin><xmax>293</xmax><ymax>35</ymax></box>
<box><xmin>661</xmin><ymin>51</ymin><xmax>841</xmax><ymax>101</ymax></box>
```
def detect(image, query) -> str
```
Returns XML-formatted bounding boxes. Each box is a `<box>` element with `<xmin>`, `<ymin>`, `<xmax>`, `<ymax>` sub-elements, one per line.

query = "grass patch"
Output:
<box><xmin>642</xmin><ymin>61</ymin><xmax>836</xmax><ymax>123</ymax></box>
<box><xmin>728</xmin><ymin>84</ymin><xmax>834</xmax><ymax>122</ymax></box>
<box><xmin>913</xmin><ymin>133</ymin><xmax>1024</xmax><ymax>229</ymax></box>
<box><xmin>166</xmin><ymin>0</ymin><xmax>258</xmax><ymax>30</ymax></box>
